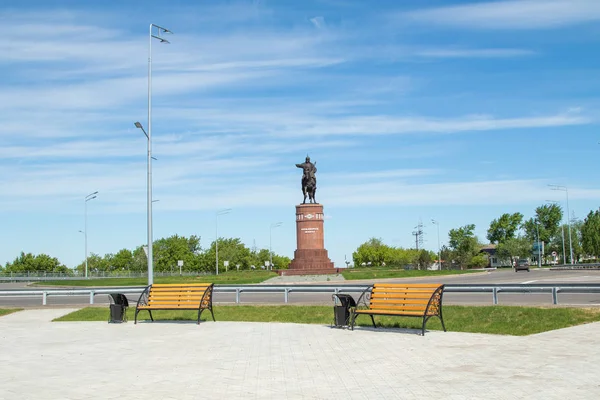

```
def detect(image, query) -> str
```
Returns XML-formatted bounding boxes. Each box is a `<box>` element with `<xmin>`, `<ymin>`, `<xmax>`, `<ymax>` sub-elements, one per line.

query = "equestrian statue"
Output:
<box><xmin>295</xmin><ymin>155</ymin><xmax>317</xmax><ymax>204</ymax></box>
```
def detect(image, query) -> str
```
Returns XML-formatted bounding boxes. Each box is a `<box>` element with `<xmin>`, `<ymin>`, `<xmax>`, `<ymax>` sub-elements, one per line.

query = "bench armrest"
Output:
<box><xmin>424</xmin><ymin>285</ymin><xmax>444</xmax><ymax>316</ymax></box>
<box><xmin>198</xmin><ymin>284</ymin><xmax>215</xmax><ymax>311</ymax></box>
<box><xmin>354</xmin><ymin>285</ymin><xmax>373</xmax><ymax>311</ymax></box>
<box><xmin>135</xmin><ymin>285</ymin><xmax>152</xmax><ymax>309</ymax></box>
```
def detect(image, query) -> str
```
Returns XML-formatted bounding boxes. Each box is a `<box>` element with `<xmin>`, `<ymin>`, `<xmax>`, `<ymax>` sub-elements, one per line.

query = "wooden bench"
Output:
<box><xmin>350</xmin><ymin>283</ymin><xmax>446</xmax><ymax>335</ymax></box>
<box><xmin>134</xmin><ymin>283</ymin><xmax>215</xmax><ymax>324</ymax></box>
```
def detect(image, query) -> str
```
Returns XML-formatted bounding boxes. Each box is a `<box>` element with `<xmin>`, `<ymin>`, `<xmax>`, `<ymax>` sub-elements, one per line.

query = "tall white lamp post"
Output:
<box><xmin>546</xmin><ymin>200</ymin><xmax>567</xmax><ymax>264</ymax></box>
<box><xmin>549</xmin><ymin>184</ymin><xmax>574</xmax><ymax>264</ymax></box>
<box><xmin>269</xmin><ymin>222</ymin><xmax>283</xmax><ymax>270</ymax></box>
<box><xmin>431</xmin><ymin>219</ymin><xmax>441</xmax><ymax>270</ymax></box>
<box><xmin>84</xmin><ymin>191</ymin><xmax>98</xmax><ymax>279</ymax></box>
<box><xmin>216</xmin><ymin>208</ymin><xmax>232</xmax><ymax>275</ymax></box>
<box><xmin>134</xmin><ymin>23</ymin><xmax>171</xmax><ymax>285</ymax></box>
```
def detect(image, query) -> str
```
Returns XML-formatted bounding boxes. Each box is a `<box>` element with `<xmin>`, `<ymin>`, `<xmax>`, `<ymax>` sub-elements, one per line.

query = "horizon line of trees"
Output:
<box><xmin>353</xmin><ymin>204</ymin><xmax>600</xmax><ymax>270</ymax></box>
<box><xmin>1</xmin><ymin>235</ymin><xmax>291</xmax><ymax>275</ymax></box>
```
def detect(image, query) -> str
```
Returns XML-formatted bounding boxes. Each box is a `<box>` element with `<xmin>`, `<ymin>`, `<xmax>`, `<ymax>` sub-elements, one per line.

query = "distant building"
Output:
<box><xmin>479</xmin><ymin>244</ymin><xmax>512</xmax><ymax>268</ymax></box>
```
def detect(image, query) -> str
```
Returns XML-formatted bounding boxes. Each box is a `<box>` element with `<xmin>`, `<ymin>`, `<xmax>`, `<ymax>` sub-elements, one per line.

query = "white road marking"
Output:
<box><xmin>521</xmin><ymin>280</ymin><xmax>538</xmax><ymax>284</ymax></box>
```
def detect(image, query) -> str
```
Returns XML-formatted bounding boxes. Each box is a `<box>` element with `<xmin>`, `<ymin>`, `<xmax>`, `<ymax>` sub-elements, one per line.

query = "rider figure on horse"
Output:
<box><xmin>295</xmin><ymin>155</ymin><xmax>317</xmax><ymax>204</ymax></box>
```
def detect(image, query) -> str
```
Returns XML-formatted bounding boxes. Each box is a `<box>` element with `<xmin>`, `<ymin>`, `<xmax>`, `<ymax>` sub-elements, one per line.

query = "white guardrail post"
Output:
<box><xmin>552</xmin><ymin>287</ymin><xmax>559</xmax><ymax>305</ymax></box>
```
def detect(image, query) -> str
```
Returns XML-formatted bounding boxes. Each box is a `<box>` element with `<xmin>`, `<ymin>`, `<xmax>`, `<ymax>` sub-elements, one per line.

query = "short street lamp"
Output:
<box><xmin>216</xmin><ymin>208</ymin><xmax>232</xmax><ymax>275</ymax></box>
<box><xmin>431</xmin><ymin>219</ymin><xmax>441</xmax><ymax>270</ymax></box>
<box><xmin>549</xmin><ymin>185</ymin><xmax>574</xmax><ymax>264</ymax></box>
<box><xmin>269</xmin><ymin>222</ymin><xmax>283</xmax><ymax>270</ymax></box>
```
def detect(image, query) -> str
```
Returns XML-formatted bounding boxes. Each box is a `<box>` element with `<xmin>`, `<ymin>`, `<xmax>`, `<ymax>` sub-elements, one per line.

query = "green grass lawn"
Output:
<box><xmin>341</xmin><ymin>268</ymin><xmax>481</xmax><ymax>280</ymax></box>
<box><xmin>0</xmin><ymin>309</ymin><xmax>21</xmax><ymax>317</ymax></box>
<box><xmin>36</xmin><ymin>270</ymin><xmax>278</xmax><ymax>287</ymax></box>
<box><xmin>54</xmin><ymin>305</ymin><xmax>600</xmax><ymax>336</ymax></box>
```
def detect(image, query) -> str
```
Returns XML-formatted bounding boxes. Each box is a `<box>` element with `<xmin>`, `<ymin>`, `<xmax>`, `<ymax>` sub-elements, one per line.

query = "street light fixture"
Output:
<box><xmin>431</xmin><ymin>219</ymin><xmax>441</xmax><ymax>270</ymax></box>
<box><xmin>269</xmin><ymin>222</ymin><xmax>283</xmax><ymax>270</ymax></box>
<box><xmin>546</xmin><ymin>200</ymin><xmax>567</xmax><ymax>265</ymax></box>
<box><xmin>549</xmin><ymin>184</ymin><xmax>574</xmax><ymax>264</ymax></box>
<box><xmin>216</xmin><ymin>208</ymin><xmax>232</xmax><ymax>275</ymax></box>
<box><xmin>84</xmin><ymin>191</ymin><xmax>98</xmax><ymax>279</ymax></box>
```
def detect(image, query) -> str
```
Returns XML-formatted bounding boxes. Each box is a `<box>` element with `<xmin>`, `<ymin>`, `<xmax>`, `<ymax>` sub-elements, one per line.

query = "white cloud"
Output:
<box><xmin>414</xmin><ymin>48</ymin><xmax>535</xmax><ymax>58</ymax></box>
<box><xmin>310</xmin><ymin>16</ymin><xmax>326</xmax><ymax>29</ymax></box>
<box><xmin>404</xmin><ymin>0</ymin><xmax>600</xmax><ymax>30</ymax></box>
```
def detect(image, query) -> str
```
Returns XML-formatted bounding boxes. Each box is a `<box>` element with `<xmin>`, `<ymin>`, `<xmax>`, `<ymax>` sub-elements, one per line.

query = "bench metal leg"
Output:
<box><xmin>197</xmin><ymin>309</ymin><xmax>203</xmax><ymax>325</ymax></box>
<box><xmin>148</xmin><ymin>310</ymin><xmax>154</xmax><ymax>322</ymax></box>
<box><xmin>422</xmin><ymin>316</ymin><xmax>427</xmax><ymax>336</ymax></box>
<box><xmin>439</xmin><ymin>312</ymin><xmax>447</xmax><ymax>332</ymax></box>
<box><xmin>350</xmin><ymin>312</ymin><xmax>356</xmax><ymax>331</ymax></box>
<box><xmin>209</xmin><ymin>308</ymin><xmax>216</xmax><ymax>322</ymax></box>
<box><xmin>134</xmin><ymin>309</ymin><xmax>139</xmax><ymax>324</ymax></box>
<box><xmin>370</xmin><ymin>315</ymin><xmax>376</xmax><ymax>329</ymax></box>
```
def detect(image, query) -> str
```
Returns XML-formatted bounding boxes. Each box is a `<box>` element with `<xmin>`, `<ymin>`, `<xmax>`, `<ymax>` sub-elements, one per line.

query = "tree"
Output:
<box><xmin>154</xmin><ymin>235</ymin><xmax>202</xmax><ymax>273</ymax></box>
<box><xmin>582</xmin><ymin>210</ymin><xmax>600</xmax><ymax>259</ymax></box>
<box><xmin>486</xmin><ymin>212</ymin><xmax>523</xmax><ymax>244</ymax></box>
<box><xmin>111</xmin><ymin>249</ymin><xmax>134</xmax><ymax>271</ymax></box>
<box><xmin>415</xmin><ymin>249</ymin><xmax>434</xmax><ymax>270</ymax></box>
<box><xmin>352</xmin><ymin>238</ymin><xmax>390</xmax><ymax>267</ymax></box>
<box><xmin>4</xmin><ymin>252</ymin><xmax>71</xmax><ymax>274</ymax></box>
<box><xmin>448</xmin><ymin>224</ymin><xmax>481</xmax><ymax>269</ymax></box>
<box><xmin>495</xmin><ymin>236</ymin><xmax>532</xmax><ymax>264</ymax></box>
<box><xmin>204</xmin><ymin>238</ymin><xmax>252</xmax><ymax>272</ymax></box>
<box><xmin>523</xmin><ymin>204</ymin><xmax>562</xmax><ymax>246</ymax></box>
<box><xmin>468</xmin><ymin>253</ymin><xmax>489</xmax><ymax>269</ymax></box>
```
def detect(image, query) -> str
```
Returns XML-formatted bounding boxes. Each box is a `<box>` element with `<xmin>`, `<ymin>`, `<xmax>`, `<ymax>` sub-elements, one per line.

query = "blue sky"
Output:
<box><xmin>1</xmin><ymin>0</ymin><xmax>600</xmax><ymax>269</ymax></box>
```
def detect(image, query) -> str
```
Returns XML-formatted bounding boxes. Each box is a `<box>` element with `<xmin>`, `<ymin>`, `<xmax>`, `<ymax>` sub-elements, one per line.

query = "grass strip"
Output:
<box><xmin>54</xmin><ymin>305</ymin><xmax>600</xmax><ymax>336</ymax></box>
<box><xmin>36</xmin><ymin>270</ymin><xmax>278</xmax><ymax>287</ymax></box>
<box><xmin>341</xmin><ymin>268</ymin><xmax>481</xmax><ymax>280</ymax></box>
<box><xmin>0</xmin><ymin>309</ymin><xmax>22</xmax><ymax>317</ymax></box>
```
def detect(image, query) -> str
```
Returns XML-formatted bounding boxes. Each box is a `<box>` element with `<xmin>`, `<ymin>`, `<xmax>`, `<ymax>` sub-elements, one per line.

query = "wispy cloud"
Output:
<box><xmin>414</xmin><ymin>48</ymin><xmax>535</xmax><ymax>58</ymax></box>
<box><xmin>403</xmin><ymin>0</ymin><xmax>600</xmax><ymax>30</ymax></box>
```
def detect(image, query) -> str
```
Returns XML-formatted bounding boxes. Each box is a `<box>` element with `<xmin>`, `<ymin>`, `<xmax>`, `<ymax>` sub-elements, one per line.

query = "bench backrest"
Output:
<box><xmin>147</xmin><ymin>283</ymin><xmax>213</xmax><ymax>309</ymax></box>
<box><xmin>369</xmin><ymin>283</ymin><xmax>443</xmax><ymax>314</ymax></box>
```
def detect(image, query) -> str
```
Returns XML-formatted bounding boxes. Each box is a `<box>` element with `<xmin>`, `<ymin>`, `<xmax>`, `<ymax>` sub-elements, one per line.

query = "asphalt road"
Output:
<box><xmin>1</xmin><ymin>269</ymin><xmax>599</xmax><ymax>308</ymax></box>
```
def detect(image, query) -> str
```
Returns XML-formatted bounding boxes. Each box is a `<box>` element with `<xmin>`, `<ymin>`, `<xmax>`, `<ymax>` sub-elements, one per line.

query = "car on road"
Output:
<box><xmin>515</xmin><ymin>259</ymin><xmax>530</xmax><ymax>272</ymax></box>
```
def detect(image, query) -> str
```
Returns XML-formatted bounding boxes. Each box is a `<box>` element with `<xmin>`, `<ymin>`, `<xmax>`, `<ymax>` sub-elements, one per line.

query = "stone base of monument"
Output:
<box><xmin>276</xmin><ymin>268</ymin><xmax>341</xmax><ymax>276</ymax></box>
<box><xmin>286</xmin><ymin>203</ymin><xmax>336</xmax><ymax>276</ymax></box>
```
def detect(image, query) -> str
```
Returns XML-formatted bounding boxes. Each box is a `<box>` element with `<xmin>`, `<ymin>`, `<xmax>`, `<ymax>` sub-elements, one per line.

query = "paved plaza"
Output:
<box><xmin>0</xmin><ymin>308</ymin><xmax>599</xmax><ymax>399</ymax></box>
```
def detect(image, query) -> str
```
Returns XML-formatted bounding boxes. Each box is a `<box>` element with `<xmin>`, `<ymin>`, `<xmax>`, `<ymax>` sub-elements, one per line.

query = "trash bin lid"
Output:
<box><xmin>109</xmin><ymin>293</ymin><xmax>129</xmax><ymax>307</ymax></box>
<box><xmin>333</xmin><ymin>293</ymin><xmax>356</xmax><ymax>307</ymax></box>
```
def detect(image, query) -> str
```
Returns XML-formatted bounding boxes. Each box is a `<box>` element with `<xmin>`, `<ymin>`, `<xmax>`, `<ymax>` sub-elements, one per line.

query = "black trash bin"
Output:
<box><xmin>108</xmin><ymin>293</ymin><xmax>129</xmax><ymax>323</ymax></box>
<box><xmin>332</xmin><ymin>294</ymin><xmax>356</xmax><ymax>328</ymax></box>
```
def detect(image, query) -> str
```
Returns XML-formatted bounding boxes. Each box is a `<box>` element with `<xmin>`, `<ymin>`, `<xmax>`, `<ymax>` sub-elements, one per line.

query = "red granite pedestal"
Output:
<box><xmin>281</xmin><ymin>203</ymin><xmax>339</xmax><ymax>276</ymax></box>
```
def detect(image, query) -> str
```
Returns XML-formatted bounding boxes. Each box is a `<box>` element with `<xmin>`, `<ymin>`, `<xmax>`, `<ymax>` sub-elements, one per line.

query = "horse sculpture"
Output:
<box><xmin>302</xmin><ymin>175</ymin><xmax>317</xmax><ymax>204</ymax></box>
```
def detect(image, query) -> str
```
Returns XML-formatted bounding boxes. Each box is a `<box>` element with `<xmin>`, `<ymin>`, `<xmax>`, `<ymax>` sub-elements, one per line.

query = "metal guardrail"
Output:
<box><xmin>0</xmin><ymin>284</ymin><xmax>599</xmax><ymax>306</ymax></box>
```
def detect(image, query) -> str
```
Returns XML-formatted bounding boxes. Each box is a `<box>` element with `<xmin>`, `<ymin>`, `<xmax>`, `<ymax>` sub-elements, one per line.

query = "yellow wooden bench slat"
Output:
<box><xmin>371</xmin><ymin>292</ymin><xmax>433</xmax><ymax>298</ymax></box>
<box><xmin>372</xmin><ymin>288</ymin><xmax>437</xmax><ymax>294</ymax></box>
<box><xmin>150</xmin><ymin>283</ymin><xmax>212</xmax><ymax>287</ymax></box>
<box><xmin>369</xmin><ymin>299</ymin><xmax>430</xmax><ymax>305</ymax></box>
<box><xmin>373</xmin><ymin>283</ymin><xmax>442</xmax><ymax>288</ymax></box>
<box><xmin>355</xmin><ymin>309</ymin><xmax>427</xmax><ymax>316</ymax></box>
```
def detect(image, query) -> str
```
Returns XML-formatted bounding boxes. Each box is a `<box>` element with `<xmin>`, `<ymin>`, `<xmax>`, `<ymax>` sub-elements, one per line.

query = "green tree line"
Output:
<box><xmin>1</xmin><ymin>235</ymin><xmax>291</xmax><ymax>275</ymax></box>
